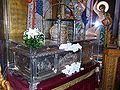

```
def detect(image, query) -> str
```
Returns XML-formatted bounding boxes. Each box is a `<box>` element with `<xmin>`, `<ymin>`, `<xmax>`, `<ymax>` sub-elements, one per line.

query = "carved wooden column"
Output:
<box><xmin>102</xmin><ymin>49</ymin><xmax>120</xmax><ymax>90</ymax></box>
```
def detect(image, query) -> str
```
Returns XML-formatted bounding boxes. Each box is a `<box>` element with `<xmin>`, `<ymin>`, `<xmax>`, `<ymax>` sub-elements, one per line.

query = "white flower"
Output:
<box><xmin>59</xmin><ymin>43</ymin><xmax>72</xmax><ymax>50</ymax></box>
<box><xmin>52</xmin><ymin>68</ymin><xmax>57</xmax><ymax>73</ymax></box>
<box><xmin>23</xmin><ymin>28</ymin><xmax>45</xmax><ymax>48</ymax></box>
<box><xmin>62</xmin><ymin>69</ymin><xmax>69</xmax><ymax>75</ymax></box>
<box><xmin>76</xmin><ymin>43</ymin><xmax>82</xmax><ymax>50</ymax></box>
<box><xmin>62</xmin><ymin>62</ymin><xmax>81</xmax><ymax>76</ymax></box>
<box><xmin>59</xmin><ymin>43</ymin><xmax>82</xmax><ymax>52</ymax></box>
<box><xmin>62</xmin><ymin>65</ymin><xmax>73</xmax><ymax>76</ymax></box>
<box><xmin>26</xmin><ymin>28</ymin><xmax>40</xmax><ymax>39</ymax></box>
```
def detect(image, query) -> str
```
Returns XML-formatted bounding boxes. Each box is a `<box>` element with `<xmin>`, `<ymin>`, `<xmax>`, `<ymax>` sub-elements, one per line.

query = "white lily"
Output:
<box><xmin>62</xmin><ymin>62</ymin><xmax>81</xmax><ymax>76</ymax></box>
<box><xmin>26</xmin><ymin>28</ymin><xmax>39</xmax><ymax>39</ymax></box>
<box><xmin>59</xmin><ymin>43</ymin><xmax>82</xmax><ymax>53</ymax></box>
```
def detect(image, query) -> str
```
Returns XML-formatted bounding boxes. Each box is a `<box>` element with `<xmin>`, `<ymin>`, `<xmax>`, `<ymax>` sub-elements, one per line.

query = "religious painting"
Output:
<box><xmin>64</xmin><ymin>0</ymin><xmax>87</xmax><ymax>40</ymax></box>
<box><xmin>63</xmin><ymin>0</ymin><xmax>118</xmax><ymax>53</ymax></box>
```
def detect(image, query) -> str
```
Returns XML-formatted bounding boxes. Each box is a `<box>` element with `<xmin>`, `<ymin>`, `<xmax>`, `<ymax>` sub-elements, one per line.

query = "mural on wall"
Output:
<box><xmin>26</xmin><ymin>0</ymin><xmax>96</xmax><ymax>40</ymax></box>
<box><xmin>26</xmin><ymin>0</ymin><xmax>114</xmax><ymax>47</ymax></box>
<box><xmin>64</xmin><ymin>0</ymin><xmax>89</xmax><ymax>39</ymax></box>
<box><xmin>64</xmin><ymin>0</ymin><xmax>95</xmax><ymax>29</ymax></box>
<box><xmin>36</xmin><ymin>0</ymin><xmax>43</xmax><ymax>30</ymax></box>
<box><xmin>27</xmin><ymin>0</ymin><xmax>52</xmax><ymax>31</ymax></box>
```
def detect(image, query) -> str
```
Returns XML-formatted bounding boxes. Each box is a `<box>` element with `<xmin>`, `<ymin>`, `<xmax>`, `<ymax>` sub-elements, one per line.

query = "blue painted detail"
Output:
<box><xmin>36</xmin><ymin>0</ymin><xmax>43</xmax><ymax>16</ymax></box>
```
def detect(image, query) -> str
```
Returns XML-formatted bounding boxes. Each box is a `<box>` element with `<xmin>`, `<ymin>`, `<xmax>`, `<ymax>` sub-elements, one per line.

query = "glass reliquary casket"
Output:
<box><xmin>6</xmin><ymin>1</ymin><xmax>98</xmax><ymax>90</ymax></box>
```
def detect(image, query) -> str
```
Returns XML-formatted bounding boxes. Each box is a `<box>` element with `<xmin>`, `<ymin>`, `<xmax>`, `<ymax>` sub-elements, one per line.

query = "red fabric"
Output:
<box><xmin>7</xmin><ymin>63</ymin><xmax>99</xmax><ymax>90</ymax></box>
<box><xmin>32</xmin><ymin>0</ymin><xmax>36</xmax><ymax>29</ymax></box>
<box><xmin>7</xmin><ymin>74</ymin><xmax>29</xmax><ymax>90</ymax></box>
<box><xmin>66</xmin><ymin>73</ymin><xmax>98</xmax><ymax>90</ymax></box>
<box><xmin>37</xmin><ymin>63</ymin><xmax>99</xmax><ymax>90</ymax></box>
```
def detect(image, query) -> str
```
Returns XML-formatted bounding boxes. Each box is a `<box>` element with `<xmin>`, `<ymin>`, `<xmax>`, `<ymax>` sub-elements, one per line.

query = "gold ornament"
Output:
<box><xmin>97</xmin><ymin>1</ymin><xmax>109</xmax><ymax>12</ymax></box>
<box><xmin>0</xmin><ymin>65</ymin><xmax>12</xmax><ymax>90</ymax></box>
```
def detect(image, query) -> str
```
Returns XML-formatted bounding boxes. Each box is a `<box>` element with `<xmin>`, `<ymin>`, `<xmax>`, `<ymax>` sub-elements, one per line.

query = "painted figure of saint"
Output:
<box><xmin>86</xmin><ymin>0</ymin><xmax>112</xmax><ymax>46</ymax></box>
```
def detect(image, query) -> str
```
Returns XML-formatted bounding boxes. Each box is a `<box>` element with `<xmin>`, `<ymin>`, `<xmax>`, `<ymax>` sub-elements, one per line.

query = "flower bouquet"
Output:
<box><xmin>61</xmin><ymin>62</ymin><xmax>81</xmax><ymax>76</ymax></box>
<box><xmin>23</xmin><ymin>28</ymin><xmax>45</xmax><ymax>49</ymax></box>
